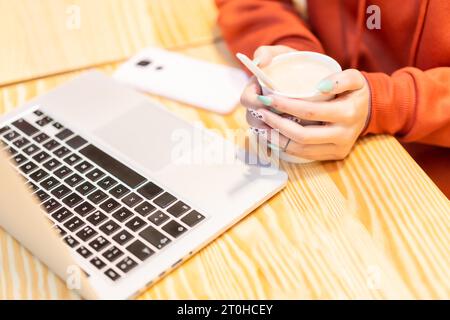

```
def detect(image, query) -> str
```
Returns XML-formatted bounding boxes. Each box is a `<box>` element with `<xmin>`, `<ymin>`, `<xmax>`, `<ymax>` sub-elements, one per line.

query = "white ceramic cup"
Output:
<box><xmin>257</xmin><ymin>51</ymin><xmax>342</xmax><ymax>164</ymax></box>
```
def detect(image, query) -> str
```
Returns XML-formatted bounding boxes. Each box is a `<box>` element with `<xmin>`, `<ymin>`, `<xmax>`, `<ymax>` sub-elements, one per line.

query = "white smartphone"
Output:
<box><xmin>114</xmin><ymin>47</ymin><xmax>249</xmax><ymax>114</ymax></box>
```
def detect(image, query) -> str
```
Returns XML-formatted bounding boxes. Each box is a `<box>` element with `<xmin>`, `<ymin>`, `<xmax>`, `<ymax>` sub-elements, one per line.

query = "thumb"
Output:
<box><xmin>316</xmin><ymin>69</ymin><xmax>366</xmax><ymax>94</ymax></box>
<box><xmin>253</xmin><ymin>45</ymin><xmax>295</xmax><ymax>68</ymax></box>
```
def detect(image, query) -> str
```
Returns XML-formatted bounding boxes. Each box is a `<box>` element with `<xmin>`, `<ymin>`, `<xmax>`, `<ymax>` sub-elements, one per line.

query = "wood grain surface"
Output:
<box><xmin>0</xmin><ymin>0</ymin><xmax>448</xmax><ymax>300</ymax></box>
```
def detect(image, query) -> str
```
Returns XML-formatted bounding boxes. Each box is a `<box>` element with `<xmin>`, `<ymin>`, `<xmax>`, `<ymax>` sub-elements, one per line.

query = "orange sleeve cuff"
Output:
<box><xmin>361</xmin><ymin>71</ymin><xmax>416</xmax><ymax>136</ymax></box>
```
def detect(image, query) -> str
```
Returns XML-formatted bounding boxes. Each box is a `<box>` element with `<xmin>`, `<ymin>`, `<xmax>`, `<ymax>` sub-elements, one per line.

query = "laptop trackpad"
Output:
<box><xmin>93</xmin><ymin>102</ymin><xmax>194</xmax><ymax>172</ymax></box>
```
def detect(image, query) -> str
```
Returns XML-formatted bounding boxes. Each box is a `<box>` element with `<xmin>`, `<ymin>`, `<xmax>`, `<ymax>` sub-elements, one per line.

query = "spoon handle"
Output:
<box><xmin>236</xmin><ymin>53</ymin><xmax>278</xmax><ymax>91</ymax></box>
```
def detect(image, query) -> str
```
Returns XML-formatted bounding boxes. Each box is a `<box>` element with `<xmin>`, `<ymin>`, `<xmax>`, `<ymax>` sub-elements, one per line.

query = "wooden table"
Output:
<box><xmin>0</xmin><ymin>0</ymin><xmax>448</xmax><ymax>300</ymax></box>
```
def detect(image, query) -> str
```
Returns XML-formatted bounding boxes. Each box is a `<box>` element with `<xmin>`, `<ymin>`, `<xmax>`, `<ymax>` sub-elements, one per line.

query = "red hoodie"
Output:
<box><xmin>216</xmin><ymin>0</ymin><xmax>450</xmax><ymax>197</ymax></box>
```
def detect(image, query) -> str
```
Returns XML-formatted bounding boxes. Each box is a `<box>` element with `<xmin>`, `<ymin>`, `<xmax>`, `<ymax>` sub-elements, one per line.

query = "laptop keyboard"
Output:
<box><xmin>0</xmin><ymin>109</ymin><xmax>206</xmax><ymax>282</ymax></box>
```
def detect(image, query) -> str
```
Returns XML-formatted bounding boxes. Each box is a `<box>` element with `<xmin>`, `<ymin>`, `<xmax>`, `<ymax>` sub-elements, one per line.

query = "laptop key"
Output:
<box><xmin>99</xmin><ymin>220</ymin><xmax>121</xmax><ymax>235</ymax></box>
<box><xmin>20</xmin><ymin>161</ymin><xmax>38</xmax><ymax>174</ymax></box>
<box><xmin>43</xmin><ymin>139</ymin><xmax>60</xmax><ymax>151</ymax></box>
<box><xmin>116</xmin><ymin>257</ymin><xmax>138</xmax><ymax>273</ymax></box>
<box><xmin>27</xmin><ymin>181</ymin><xmax>39</xmax><ymax>191</ymax></box>
<box><xmin>62</xmin><ymin>192</ymin><xmax>83</xmax><ymax>208</ymax></box>
<box><xmin>65</xmin><ymin>173</ymin><xmax>84</xmax><ymax>187</ymax></box>
<box><xmin>167</xmin><ymin>201</ymin><xmax>191</xmax><ymax>217</ymax></box>
<box><xmin>162</xmin><ymin>220</ymin><xmax>187</xmax><ymax>238</ymax></box>
<box><xmin>53</xmin><ymin>146</ymin><xmax>70</xmax><ymax>158</ymax></box>
<box><xmin>137</xmin><ymin>182</ymin><xmax>163</xmax><ymax>200</ymax></box>
<box><xmin>134</xmin><ymin>201</ymin><xmax>156</xmax><ymax>217</ymax></box>
<box><xmin>97</xmin><ymin>176</ymin><xmax>118</xmax><ymax>190</ymax></box>
<box><xmin>23</xmin><ymin>144</ymin><xmax>40</xmax><ymax>156</ymax></box>
<box><xmin>109</xmin><ymin>184</ymin><xmax>130</xmax><ymax>199</ymax></box>
<box><xmin>55</xmin><ymin>128</ymin><xmax>73</xmax><ymax>140</ymax></box>
<box><xmin>104</xmin><ymin>268</ymin><xmax>120</xmax><ymax>281</ymax></box>
<box><xmin>35</xmin><ymin>190</ymin><xmax>50</xmax><ymax>202</ymax></box>
<box><xmin>36</xmin><ymin>116</ymin><xmax>53</xmax><ymax>127</ymax></box>
<box><xmin>74</xmin><ymin>161</ymin><xmax>93</xmax><ymax>174</ymax></box>
<box><xmin>90</xmin><ymin>257</ymin><xmax>106</xmax><ymax>269</ymax></box>
<box><xmin>52</xmin><ymin>207</ymin><xmax>73</xmax><ymax>223</ymax></box>
<box><xmin>51</xmin><ymin>184</ymin><xmax>71</xmax><ymax>199</ymax></box>
<box><xmin>64</xmin><ymin>216</ymin><xmax>85</xmax><ymax>232</ymax></box>
<box><xmin>0</xmin><ymin>126</ymin><xmax>10</xmax><ymax>135</ymax></box>
<box><xmin>66</xmin><ymin>135</ymin><xmax>87</xmax><ymax>149</ymax></box>
<box><xmin>33</xmin><ymin>132</ymin><xmax>50</xmax><ymax>144</ymax></box>
<box><xmin>86</xmin><ymin>211</ymin><xmax>108</xmax><ymax>226</ymax></box>
<box><xmin>75</xmin><ymin>181</ymin><xmax>96</xmax><ymax>196</ymax></box>
<box><xmin>63</xmin><ymin>235</ymin><xmax>79</xmax><ymax>248</ymax></box>
<box><xmin>112</xmin><ymin>230</ymin><xmax>133</xmax><ymax>246</ymax></box>
<box><xmin>42</xmin><ymin>198</ymin><xmax>61</xmax><ymax>213</ymax></box>
<box><xmin>63</xmin><ymin>153</ymin><xmax>82</xmax><ymax>166</ymax></box>
<box><xmin>102</xmin><ymin>246</ymin><xmax>123</xmax><ymax>262</ymax></box>
<box><xmin>85</xmin><ymin>168</ymin><xmax>105</xmax><ymax>182</ymax></box>
<box><xmin>126</xmin><ymin>240</ymin><xmax>154</xmax><ymax>261</ymax></box>
<box><xmin>126</xmin><ymin>216</ymin><xmax>147</xmax><ymax>232</ymax></box>
<box><xmin>12</xmin><ymin>154</ymin><xmax>27</xmax><ymax>165</ymax></box>
<box><xmin>87</xmin><ymin>189</ymin><xmax>108</xmax><ymax>204</ymax></box>
<box><xmin>122</xmin><ymin>193</ymin><xmax>143</xmax><ymax>208</ymax></box>
<box><xmin>54</xmin><ymin>166</ymin><xmax>72</xmax><ymax>179</ymax></box>
<box><xmin>76</xmin><ymin>226</ymin><xmax>97</xmax><ymax>242</ymax></box>
<box><xmin>34</xmin><ymin>110</ymin><xmax>43</xmax><ymax>116</ymax></box>
<box><xmin>12</xmin><ymin>119</ymin><xmax>39</xmax><ymax>136</ymax></box>
<box><xmin>29</xmin><ymin>169</ymin><xmax>49</xmax><ymax>182</ymax></box>
<box><xmin>43</xmin><ymin>158</ymin><xmax>62</xmax><ymax>171</ymax></box>
<box><xmin>3</xmin><ymin>130</ymin><xmax>20</xmax><ymax>141</ymax></box>
<box><xmin>99</xmin><ymin>198</ymin><xmax>120</xmax><ymax>213</ymax></box>
<box><xmin>139</xmin><ymin>226</ymin><xmax>171</xmax><ymax>250</ymax></box>
<box><xmin>40</xmin><ymin>177</ymin><xmax>60</xmax><ymax>190</ymax></box>
<box><xmin>53</xmin><ymin>122</ymin><xmax>63</xmax><ymax>130</ymax></box>
<box><xmin>80</xmin><ymin>144</ymin><xmax>146</xmax><ymax>189</ymax></box>
<box><xmin>13</xmin><ymin>137</ymin><xmax>30</xmax><ymax>148</ymax></box>
<box><xmin>7</xmin><ymin>147</ymin><xmax>17</xmax><ymax>155</ymax></box>
<box><xmin>89</xmin><ymin>236</ymin><xmax>110</xmax><ymax>252</ymax></box>
<box><xmin>74</xmin><ymin>201</ymin><xmax>95</xmax><ymax>217</ymax></box>
<box><xmin>180</xmin><ymin>210</ymin><xmax>205</xmax><ymax>227</ymax></box>
<box><xmin>148</xmin><ymin>211</ymin><xmax>169</xmax><ymax>226</ymax></box>
<box><xmin>76</xmin><ymin>246</ymin><xmax>92</xmax><ymax>259</ymax></box>
<box><xmin>112</xmin><ymin>207</ymin><xmax>133</xmax><ymax>223</ymax></box>
<box><xmin>154</xmin><ymin>192</ymin><xmax>177</xmax><ymax>209</ymax></box>
<box><xmin>32</xmin><ymin>151</ymin><xmax>50</xmax><ymax>163</ymax></box>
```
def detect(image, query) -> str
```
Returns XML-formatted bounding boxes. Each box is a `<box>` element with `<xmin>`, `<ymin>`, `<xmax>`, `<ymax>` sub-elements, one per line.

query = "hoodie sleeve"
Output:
<box><xmin>362</xmin><ymin>67</ymin><xmax>450</xmax><ymax>147</ymax></box>
<box><xmin>215</xmin><ymin>0</ymin><xmax>324</xmax><ymax>58</ymax></box>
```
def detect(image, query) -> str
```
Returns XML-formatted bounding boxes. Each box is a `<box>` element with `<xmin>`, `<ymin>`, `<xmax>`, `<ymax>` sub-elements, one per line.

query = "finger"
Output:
<box><xmin>267</xmin><ymin>96</ymin><xmax>346</xmax><ymax>122</ymax></box>
<box><xmin>246</xmin><ymin>109</ymin><xmax>272</xmax><ymax>130</ymax></box>
<box><xmin>240</xmin><ymin>76</ymin><xmax>265</xmax><ymax>109</ymax></box>
<box><xmin>317</xmin><ymin>69</ymin><xmax>366</xmax><ymax>95</ymax></box>
<box><xmin>253</xmin><ymin>45</ymin><xmax>294</xmax><ymax>67</ymax></box>
<box><xmin>286</xmin><ymin>142</ymin><xmax>339</xmax><ymax>161</ymax></box>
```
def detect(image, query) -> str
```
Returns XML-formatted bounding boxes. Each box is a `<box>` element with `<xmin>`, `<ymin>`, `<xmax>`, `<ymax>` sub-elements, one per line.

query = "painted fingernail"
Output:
<box><xmin>249</xmin><ymin>108</ymin><xmax>264</xmax><ymax>120</ymax></box>
<box><xmin>317</xmin><ymin>79</ymin><xmax>334</xmax><ymax>93</ymax></box>
<box><xmin>250</xmin><ymin>127</ymin><xmax>268</xmax><ymax>138</ymax></box>
<box><xmin>268</xmin><ymin>143</ymin><xmax>280</xmax><ymax>151</ymax></box>
<box><xmin>257</xmin><ymin>95</ymin><xmax>273</xmax><ymax>106</ymax></box>
<box><xmin>253</xmin><ymin>57</ymin><xmax>261</xmax><ymax>66</ymax></box>
<box><xmin>270</xmin><ymin>107</ymin><xmax>283</xmax><ymax>115</ymax></box>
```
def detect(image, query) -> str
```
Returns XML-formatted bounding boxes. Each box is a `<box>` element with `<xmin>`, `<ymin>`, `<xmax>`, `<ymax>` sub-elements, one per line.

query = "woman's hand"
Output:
<box><xmin>253</xmin><ymin>69</ymin><xmax>371</xmax><ymax>161</ymax></box>
<box><xmin>240</xmin><ymin>45</ymin><xmax>297</xmax><ymax>129</ymax></box>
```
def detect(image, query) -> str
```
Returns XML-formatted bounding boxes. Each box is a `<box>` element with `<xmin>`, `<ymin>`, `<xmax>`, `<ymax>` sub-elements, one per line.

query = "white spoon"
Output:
<box><xmin>236</xmin><ymin>53</ymin><xmax>279</xmax><ymax>91</ymax></box>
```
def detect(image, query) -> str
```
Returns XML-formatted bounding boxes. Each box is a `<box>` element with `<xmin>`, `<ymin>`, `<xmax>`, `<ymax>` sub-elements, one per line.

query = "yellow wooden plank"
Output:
<box><xmin>0</xmin><ymin>0</ymin><xmax>219</xmax><ymax>85</ymax></box>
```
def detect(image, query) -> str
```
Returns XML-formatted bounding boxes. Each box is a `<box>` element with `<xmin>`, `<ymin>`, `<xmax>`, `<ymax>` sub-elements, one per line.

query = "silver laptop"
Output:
<box><xmin>0</xmin><ymin>71</ymin><xmax>287</xmax><ymax>299</ymax></box>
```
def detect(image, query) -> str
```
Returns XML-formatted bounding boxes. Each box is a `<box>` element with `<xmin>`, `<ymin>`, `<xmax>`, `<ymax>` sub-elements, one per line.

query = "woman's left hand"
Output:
<box><xmin>254</xmin><ymin>69</ymin><xmax>371</xmax><ymax>161</ymax></box>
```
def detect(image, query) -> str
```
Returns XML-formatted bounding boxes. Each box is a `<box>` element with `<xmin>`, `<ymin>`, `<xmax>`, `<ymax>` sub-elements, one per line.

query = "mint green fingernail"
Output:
<box><xmin>253</xmin><ymin>57</ymin><xmax>261</xmax><ymax>66</ymax></box>
<box><xmin>317</xmin><ymin>79</ymin><xmax>334</xmax><ymax>93</ymax></box>
<box><xmin>270</xmin><ymin>107</ymin><xmax>283</xmax><ymax>115</ymax></box>
<box><xmin>268</xmin><ymin>143</ymin><xmax>280</xmax><ymax>151</ymax></box>
<box><xmin>257</xmin><ymin>95</ymin><xmax>273</xmax><ymax>106</ymax></box>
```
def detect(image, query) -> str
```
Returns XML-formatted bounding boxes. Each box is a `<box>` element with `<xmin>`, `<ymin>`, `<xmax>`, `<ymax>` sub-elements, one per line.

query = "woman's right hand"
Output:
<box><xmin>240</xmin><ymin>45</ymin><xmax>297</xmax><ymax>130</ymax></box>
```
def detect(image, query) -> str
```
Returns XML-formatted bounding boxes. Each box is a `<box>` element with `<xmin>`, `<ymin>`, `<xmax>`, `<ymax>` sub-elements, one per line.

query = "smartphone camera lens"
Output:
<box><xmin>136</xmin><ymin>60</ymin><xmax>152</xmax><ymax>67</ymax></box>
